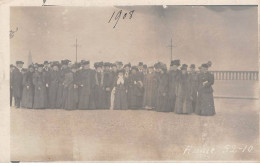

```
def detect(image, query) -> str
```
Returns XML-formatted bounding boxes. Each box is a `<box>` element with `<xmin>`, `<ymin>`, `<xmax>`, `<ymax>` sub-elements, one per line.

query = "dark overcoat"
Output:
<box><xmin>143</xmin><ymin>72</ymin><xmax>158</xmax><ymax>108</ymax></box>
<box><xmin>156</xmin><ymin>73</ymin><xmax>170</xmax><ymax>112</ymax></box>
<box><xmin>21</xmin><ymin>71</ymin><xmax>34</xmax><ymax>108</ymax></box>
<box><xmin>174</xmin><ymin>73</ymin><xmax>193</xmax><ymax>114</ymax></box>
<box><xmin>167</xmin><ymin>69</ymin><xmax>180</xmax><ymax>111</ymax></box>
<box><xmin>33</xmin><ymin>71</ymin><xmax>48</xmax><ymax>109</ymax></box>
<box><xmin>48</xmin><ymin>70</ymin><xmax>60</xmax><ymax>109</ymax></box>
<box><xmin>195</xmin><ymin>71</ymin><xmax>216</xmax><ymax>116</ymax></box>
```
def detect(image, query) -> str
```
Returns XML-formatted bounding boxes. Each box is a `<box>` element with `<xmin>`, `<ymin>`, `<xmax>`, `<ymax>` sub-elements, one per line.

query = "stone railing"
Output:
<box><xmin>210</xmin><ymin>71</ymin><xmax>259</xmax><ymax>80</ymax></box>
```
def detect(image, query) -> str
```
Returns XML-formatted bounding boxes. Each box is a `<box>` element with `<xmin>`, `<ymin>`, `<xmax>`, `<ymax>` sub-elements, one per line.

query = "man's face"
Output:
<box><xmin>148</xmin><ymin>68</ymin><xmax>154</xmax><ymax>73</ymax></box>
<box><xmin>118</xmin><ymin>72</ymin><xmax>123</xmax><ymax>77</ymax></box>
<box><xmin>104</xmin><ymin>66</ymin><xmax>110</xmax><ymax>71</ymax></box>
<box><xmin>83</xmin><ymin>64</ymin><xmax>90</xmax><ymax>69</ymax></box>
<box><xmin>38</xmin><ymin>67</ymin><xmax>43</xmax><ymax>72</ymax></box>
<box><xmin>138</xmin><ymin>65</ymin><xmax>143</xmax><ymax>70</ymax></box>
<box><xmin>172</xmin><ymin>65</ymin><xmax>178</xmax><ymax>71</ymax></box>
<box><xmin>62</xmin><ymin>65</ymin><xmax>68</xmax><ymax>69</ymax></box>
<box><xmin>112</xmin><ymin>66</ymin><xmax>117</xmax><ymax>72</ymax></box>
<box><xmin>72</xmin><ymin>68</ymin><xmax>77</xmax><ymax>73</ymax></box>
<box><xmin>17</xmin><ymin>64</ymin><xmax>23</xmax><ymax>68</ymax></box>
<box><xmin>44</xmin><ymin>64</ymin><xmax>49</xmax><ymax>68</ymax></box>
<box><xmin>29</xmin><ymin>68</ymin><xmax>34</xmax><ymax>72</ymax></box>
<box><xmin>132</xmin><ymin>69</ymin><xmax>137</xmax><ymax>74</ymax></box>
<box><xmin>124</xmin><ymin>67</ymin><xmax>130</xmax><ymax>72</ymax></box>
<box><xmin>190</xmin><ymin>68</ymin><xmax>195</xmax><ymax>72</ymax></box>
<box><xmin>97</xmin><ymin>67</ymin><xmax>102</xmax><ymax>72</ymax></box>
<box><xmin>53</xmin><ymin>66</ymin><xmax>58</xmax><ymax>71</ymax></box>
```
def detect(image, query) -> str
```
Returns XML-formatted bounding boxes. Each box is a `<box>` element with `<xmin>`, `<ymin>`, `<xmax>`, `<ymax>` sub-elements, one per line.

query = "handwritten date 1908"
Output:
<box><xmin>108</xmin><ymin>10</ymin><xmax>135</xmax><ymax>28</ymax></box>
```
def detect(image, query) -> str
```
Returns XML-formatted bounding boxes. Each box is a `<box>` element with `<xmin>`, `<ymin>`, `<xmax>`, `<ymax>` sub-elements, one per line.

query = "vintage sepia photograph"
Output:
<box><xmin>8</xmin><ymin>5</ymin><xmax>259</xmax><ymax>162</ymax></box>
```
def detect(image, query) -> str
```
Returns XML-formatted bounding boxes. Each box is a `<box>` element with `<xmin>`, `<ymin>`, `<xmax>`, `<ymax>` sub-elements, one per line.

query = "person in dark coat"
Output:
<box><xmin>127</xmin><ymin>66</ymin><xmax>144</xmax><ymax>109</ymax></box>
<box><xmin>33</xmin><ymin>64</ymin><xmax>48</xmax><ymax>109</ymax></box>
<box><xmin>48</xmin><ymin>62</ymin><xmax>60</xmax><ymax>109</ymax></box>
<box><xmin>156</xmin><ymin>63</ymin><xmax>170</xmax><ymax>112</ymax></box>
<box><xmin>78</xmin><ymin>61</ymin><xmax>94</xmax><ymax>110</ymax></box>
<box><xmin>174</xmin><ymin>64</ymin><xmax>193</xmax><ymax>114</ymax></box>
<box><xmin>21</xmin><ymin>65</ymin><xmax>34</xmax><ymax>109</ymax></box>
<box><xmin>56</xmin><ymin>60</ymin><xmax>71</xmax><ymax>108</ymax></box>
<box><xmin>43</xmin><ymin>61</ymin><xmax>51</xmax><ymax>108</ymax></box>
<box><xmin>103</xmin><ymin>62</ymin><xmax>113</xmax><ymax>109</ymax></box>
<box><xmin>110</xmin><ymin>63</ymin><xmax>118</xmax><ymax>109</ymax></box>
<box><xmin>113</xmin><ymin>69</ymin><xmax>128</xmax><ymax>110</ymax></box>
<box><xmin>10</xmin><ymin>64</ymin><xmax>15</xmax><ymax>106</ymax></box>
<box><xmin>143</xmin><ymin>66</ymin><xmax>158</xmax><ymax>110</ymax></box>
<box><xmin>189</xmin><ymin>64</ymin><xmax>199</xmax><ymax>112</ymax></box>
<box><xmin>91</xmin><ymin>62</ymin><xmax>107</xmax><ymax>109</ymax></box>
<box><xmin>11</xmin><ymin>61</ymin><xmax>24</xmax><ymax>108</ymax></box>
<box><xmin>168</xmin><ymin>60</ymin><xmax>181</xmax><ymax>112</ymax></box>
<box><xmin>195</xmin><ymin>63</ymin><xmax>216</xmax><ymax>116</ymax></box>
<box><xmin>63</xmin><ymin>65</ymin><xmax>78</xmax><ymax>110</ymax></box>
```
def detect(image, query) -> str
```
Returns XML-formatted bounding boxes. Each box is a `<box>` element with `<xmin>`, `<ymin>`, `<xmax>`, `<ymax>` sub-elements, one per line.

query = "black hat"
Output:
<box><xmin>111</xmin><ymin>63</ymin><xmax>117</xmax><ymax>67</ymax></box>
<box><xmin>44</xmin><ymin>61</ymin><xmax>49</xmax><ymax>65</ymax></box>
<box><xmin>131</xmin><ymin>66</ymin><xmax>138</xmax><ymax>71</ymax></box>
<box><xmin>181</xmin><ymin>64</ymin><xmax>188</xmax><ymax>70</ymax></box>
<box><xmin>61</xmin><ymin>60</ymin><xmax>70</xmax><ymax>65</ymax></box>
<box><xmin>104</xmin><ymin>62</ymin><xmax>110</xmax><ymax>67</ymax></box>
<box><xmin>201</xmin><ymin>63</ymin><xmax>209</xmax><ymax>69</ymax></box>
<box><xmin>99</xmin><ymin>62</ymin><xmax>104</xmax><ymax>67</ymax></box>
<box><xmin>148</xmin><ymin>65</ymin><xmax>154</xmax><ymax>69</ymax></box>
<box><xmin>28</xmin><ymin>64</ymin><xmax>34</xmax><ymax>69</ymax></box>
<box><xmin>51</xmin><ymin>61</ymin><xmax>59</xmax><ymax>67</ymax></box>
<box><xmin>116</xmin><ymin>61</ymin><xmax>123</xmax><ymax>66</ymax></box>
<box><xmin>38</xmin><ymin>64</ymin><xmax>44</xmax><ymax>68</ymax></box>
<box><xmin>10</xmin><ymin>64</ymin><xmax>14</xmax><ymax>68</ymax></box>
<box><xmin>207</xmin><ymin>61</ymin><xmax>212</xmax><ymax>67</ymax></box>
<box><xmin>154</xmin><ymin>62</ymin><xmax>159</xmax><ymax>69</ymax></box>
<box><xmin>82</xmin><ymin>60</ymin><xmax>90</xmax><ymax>66</ymax></box>
<box><xmin>190</xmin><ymin>64</ymin><xmax>195</xmax><ymax>69</ymax></box>
<box><xmin>138</xmin><ymin>62</ymin><xmax>143</xmax><ymax>66</ymax></box>
<box><xmin>170</xmin><ymin>60</ymin><xmax>180</xmax><ymax>66</ymax></box>
<box><xmin>143</xmin><ymin>64</ymin><xmax>147</xmax><ymax>69</ymax></box>
<box><xmin>16</xmin><ymin>61</ymin><xmax>24</xmax><ymax>65</ymax></box>
<box><xmin>124</xmin><ymin>63</ymin><xmax>131</xmax><ymax>68</ymax></box>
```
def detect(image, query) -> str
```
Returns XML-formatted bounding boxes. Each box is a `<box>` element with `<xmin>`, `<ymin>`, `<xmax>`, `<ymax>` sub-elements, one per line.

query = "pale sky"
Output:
<box><xmin>10</xmin><ymin>6</ymin><xmax>258</xmax><ymax>71</ymax></box>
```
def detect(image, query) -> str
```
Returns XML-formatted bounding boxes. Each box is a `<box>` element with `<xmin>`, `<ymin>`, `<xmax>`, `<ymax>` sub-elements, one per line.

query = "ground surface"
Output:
<box><xmin>10</xmin><ymin>80</ymin><xmax>259</xmax><ymax>162</ymax></box>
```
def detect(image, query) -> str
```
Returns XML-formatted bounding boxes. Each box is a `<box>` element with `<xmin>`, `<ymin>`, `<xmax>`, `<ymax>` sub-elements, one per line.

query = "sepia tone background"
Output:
<box><xmin>8</xmin><ymin>5</ymin><xmax>259</xmax><ymax>162</ymax></box>
<box><xmin>10</xmin><ymin>6</ymin><xmax>258</xmax><ymax>70</ymax></box>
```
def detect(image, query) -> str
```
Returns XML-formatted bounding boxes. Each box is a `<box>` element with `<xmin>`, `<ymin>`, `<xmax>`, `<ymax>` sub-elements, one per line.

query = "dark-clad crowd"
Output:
<box><xmin>10</xmin><ymin>59</ymin><xmax>216</xmax><ymax>116</ymax></box>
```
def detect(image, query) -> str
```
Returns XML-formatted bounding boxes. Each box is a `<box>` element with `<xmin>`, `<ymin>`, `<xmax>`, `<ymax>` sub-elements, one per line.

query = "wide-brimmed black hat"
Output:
<box><xmin>124</xmin><ymin>63</ymin><xmax>131</xmax><ymax>68</ymax></box>
<box><xmin>190</xmin><ymin>64</ymin><xmax>195</xmax><ymax>69</ymax></box>
<box><xmin>44</xmin><ymin>61</ymin><xmax>49</xmax><ymax>64</ymax></box>
<box><xmin>16</xmin><ymin>61</ymin><xmax>24</xmax><ymax>65</ymax></box>
<box><xmin>181</xmin><ymin>64</ymin><xmax>188</xmax><ymax>70</ymax></box>
<box><xmin>138</xmin><ymin>62</ymin><xmax>143</xmax><ymax>66</ymax></box>
<box><xmin>38</xmin><ymin>64</ymin><xmax>44</xmax><ymax>68</ymax></box>
<box><xmin>170</xmin><ymin>60</ymin><xmax>180</xmax><ymax>66</ymax></box>
<box><xmin>131</xmin><ymin>66</ymin><xmax>138</xmax><ymax>71</ymax></box>
<box><xmin>201</xmin><ymin>63</ymin><xmax>209</xmax><ymax>69</ymax></box>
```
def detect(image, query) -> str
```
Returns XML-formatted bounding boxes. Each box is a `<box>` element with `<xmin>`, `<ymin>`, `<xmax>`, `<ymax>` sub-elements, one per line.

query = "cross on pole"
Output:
<box><xmin>167</xmin><ymin>38</ymin><xmax>176</xmax><ymax>61</ymax></box>
<box><xmin>72</xmin><ymin>37</ymin><xmax>81</xmax><ymax>63</ymax></box>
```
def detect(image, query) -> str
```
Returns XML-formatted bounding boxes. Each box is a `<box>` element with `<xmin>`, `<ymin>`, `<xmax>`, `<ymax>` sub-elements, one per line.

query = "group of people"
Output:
<box><xmin>10</xmin><ymin>59</ymin><xmax>216</xmax><ymax>116</ymax></box>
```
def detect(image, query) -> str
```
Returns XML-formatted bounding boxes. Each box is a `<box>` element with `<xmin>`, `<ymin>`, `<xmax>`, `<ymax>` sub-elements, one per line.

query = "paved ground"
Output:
<box><xmin>9</xmin><ymin>80</ymin><xmax>259</xmax><ymax>162</ymax></box>
<box><xmin>10</xmin><ymin>98</ymin><xmax>259</xmax><ymax>162</ymax></box>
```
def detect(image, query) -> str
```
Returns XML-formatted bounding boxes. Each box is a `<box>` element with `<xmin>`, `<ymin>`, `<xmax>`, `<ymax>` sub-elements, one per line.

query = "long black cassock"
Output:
<box><xmin>174</xmin><ymin>72</ymin><xmax>193</xmax><ymax>114</ymax></box>
<box><xmin>78</xmin><ymin>68</ymin><xmax>94</xmax><ymax>110</ymax></box>
<box><xmin>103</xmin><ymin>70</ymin><xmax>113</xmax><ymax>109</ymax></box>
<box><xmin>143</xmin><ymin>72</ymin><xmax>158</xmax><ymax>109</ymax></box>
<box><xmin>127</xmin><ymin>72</ymin><xmax>144</xmax><ymax>109</ymax></box>
<box><xmin>156</xmin><ymin>72</ymin><xmax>170</xmax><ymax>112</ymax></box>
<box><xmin>48</xmin><ymin>70</ymin><xmax>60</xmax><ymax>109</ymax></box>
<box><xmin>91</xmin><ymin>71</ymin><xmax>107</xmax><ymax>109</ymax></box>
<box><xmin>195</xmin><ymin>71</ymin><xmax>216</xmax><ymax>116</ymax></box>
<box><xmin>168</xmin><ymin>69</ymin><xmax>180</xmax><ymax>112</ymax></box>
<box><xmin>190</xmin><ymin>71</ymin><xmax>199</xmax><ymax>112</ymax></box>
<box><xmin>11</xmin><ymin>67</ymin><xmax>23</xmax><ymax>108</ymax></box>
<box><xmin>56</xmin><ymin>67</ymin><xmax>70</xmax><ymax>109</ymax></box>
<box><xmin>63</xmin><ymin>71</ymin><xmax>78</xmax><ymax>110</ymax></box>
<box><xmin>21</xmin><ymin>71</ymin><xmax>34</xmax><ymax>109</ymax></box>
<box><xmin>43</xmin><ymin>68</ymin><xmax>51</xmax><ymax>108</ymax></box>
<box><xmin>33</xmin><ymin>71</ymin><xmax>48</xmax><ymax>109</ymax></box>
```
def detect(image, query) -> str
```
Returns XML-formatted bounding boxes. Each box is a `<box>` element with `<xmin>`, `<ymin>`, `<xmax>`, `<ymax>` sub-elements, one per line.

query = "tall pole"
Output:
<box><xmin>75</xmin><ymin>38</ymin><xmax>78</xmax><ymax>63</ymax></box>
<box><xmin>170</xmin><ymin>38</ymin><xmax>172</xmax><ymax>61</ymax></box>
